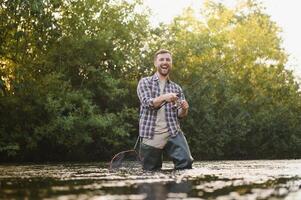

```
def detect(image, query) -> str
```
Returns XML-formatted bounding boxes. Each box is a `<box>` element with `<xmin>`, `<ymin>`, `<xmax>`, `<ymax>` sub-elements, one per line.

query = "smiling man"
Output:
<box><xmin>137</xmin><ymin>49</ymin><xmax>193</xmax><ymax>170</ymax></box>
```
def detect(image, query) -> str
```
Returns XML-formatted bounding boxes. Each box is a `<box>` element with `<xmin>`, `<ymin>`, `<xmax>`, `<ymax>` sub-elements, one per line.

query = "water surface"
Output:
<box><xmin>0</xmin><ymin>160</ymin><xmax>301</xmax><ymax>199</ymax></box>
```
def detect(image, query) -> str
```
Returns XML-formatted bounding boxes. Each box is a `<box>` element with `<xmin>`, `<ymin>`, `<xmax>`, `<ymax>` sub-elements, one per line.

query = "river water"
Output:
<box><xmin>0</xmin><ymin>160</ymin><xmax>301</xmax><ymax>200</ymax></box>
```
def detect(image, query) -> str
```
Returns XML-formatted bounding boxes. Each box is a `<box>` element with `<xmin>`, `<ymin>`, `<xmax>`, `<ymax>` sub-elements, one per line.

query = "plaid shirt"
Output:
<box><xmin>137</xmin><ymin>73</ymin><xmax>186</xmax><ymax>139</ymax></box>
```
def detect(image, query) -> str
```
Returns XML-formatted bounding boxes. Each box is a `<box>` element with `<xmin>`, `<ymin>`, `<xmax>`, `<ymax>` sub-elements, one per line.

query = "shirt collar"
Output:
<box><xmin>152</xmin><ymin>72</ymin><xmax>170</xmax><ymax>83</ymax></box>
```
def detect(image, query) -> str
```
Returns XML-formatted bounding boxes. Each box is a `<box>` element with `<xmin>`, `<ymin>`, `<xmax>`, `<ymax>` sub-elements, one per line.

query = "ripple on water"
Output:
<box><xmin>0</xmin><ymin>160</ymin><xmax>301</xmax><ymax>200</ymax></box>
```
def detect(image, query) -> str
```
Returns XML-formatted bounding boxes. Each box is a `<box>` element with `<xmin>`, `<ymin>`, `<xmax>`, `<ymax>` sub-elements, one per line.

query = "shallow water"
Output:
<box><xmin>0</xmin><ymin>160</ymin><xmax>301</xmax><ymax>200</ymax></box>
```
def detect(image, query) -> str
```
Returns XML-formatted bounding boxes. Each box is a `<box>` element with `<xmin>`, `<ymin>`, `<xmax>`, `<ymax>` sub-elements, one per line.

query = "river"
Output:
<box><xmin>0</xmin><ymin>160</ymin><xmax>301</xmax><ymax>199</ymax></box>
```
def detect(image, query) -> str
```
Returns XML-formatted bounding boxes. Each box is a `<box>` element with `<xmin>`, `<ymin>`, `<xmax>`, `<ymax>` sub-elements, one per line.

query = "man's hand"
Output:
<box><xmin>180</xmin><ymin>100</ymin><xmax>189</xmax><ymax>110</ymax></box>
<box><xmin>152</xmin><ymin>92</ymin><xmax>178</xmax><ymax>108</ymax></box>
<box><xmin>163</xmin><ymin>93</ymin><xmax>178</xmax><ymax>103</ymax></box>
<box><xmin>178</xmin><ymin>100</ymin><xmax>189</xmax><ymax>118</ymax></box>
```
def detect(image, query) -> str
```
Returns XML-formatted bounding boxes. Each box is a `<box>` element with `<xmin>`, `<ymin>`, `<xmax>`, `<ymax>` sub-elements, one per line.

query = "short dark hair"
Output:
<box><xmin>154</xmin><ymin>49</ymin><xmax>172</xmax><ymax>61</ymax></box>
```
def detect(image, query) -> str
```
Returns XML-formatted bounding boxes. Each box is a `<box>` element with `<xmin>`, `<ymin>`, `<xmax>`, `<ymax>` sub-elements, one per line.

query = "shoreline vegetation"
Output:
<box><xmin>1</xmin><ymin>0</ymin><xmax>301</xmax><ymax>162</ymax></box>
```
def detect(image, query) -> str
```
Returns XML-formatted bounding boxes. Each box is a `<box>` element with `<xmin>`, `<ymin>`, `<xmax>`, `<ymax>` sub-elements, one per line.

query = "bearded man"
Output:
<box><xmin>137</xmin><ymin>49</ymin><xmax>193</xmax><ymax>170</ymax></box>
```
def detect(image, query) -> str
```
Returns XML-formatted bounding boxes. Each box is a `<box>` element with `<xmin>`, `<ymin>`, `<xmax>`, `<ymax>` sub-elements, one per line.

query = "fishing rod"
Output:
<box><xmin>158</xmin><ymin>66</ymin><xmax>222</xmax><ymax>109</ymax></box>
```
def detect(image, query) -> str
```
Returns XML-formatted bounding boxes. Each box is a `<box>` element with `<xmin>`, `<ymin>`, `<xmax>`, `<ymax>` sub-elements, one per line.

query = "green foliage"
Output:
<box><xmin>1</xmin><ymin>0</ymin><xmax>301</xmax><ymax>161</ymax></box>
<box><xmin>156</xmin><ymin>0</ymin><xmax>301</xmax><ymax>159</ymax></box>
<box><xmin>0</xmin><ymin>0</ymin><xmax>145</xmax><ymax>161</ymax></box>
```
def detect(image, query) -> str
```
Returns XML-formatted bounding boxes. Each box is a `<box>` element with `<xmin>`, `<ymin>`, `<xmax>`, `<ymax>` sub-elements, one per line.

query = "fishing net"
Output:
<box><xmin>109</xmin><ymin>137</ymin><xmax>142</xmax><ymax>170</ymax></box>
<box><xmin>109</xmin><ymin>149</ymin><xmax>142</xmax><ymax>169</ymax></box>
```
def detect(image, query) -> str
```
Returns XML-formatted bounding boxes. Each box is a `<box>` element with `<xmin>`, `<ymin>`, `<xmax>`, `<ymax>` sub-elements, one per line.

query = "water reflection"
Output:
<box><xmin>0</xmin><ymin>160</ymin><xmax>300</xmax><ymax>199</ymax></box>
<box><xmin>138</xmin><ymin>181</ymin><xmax>192</xmax><ymax>200</ymax></box>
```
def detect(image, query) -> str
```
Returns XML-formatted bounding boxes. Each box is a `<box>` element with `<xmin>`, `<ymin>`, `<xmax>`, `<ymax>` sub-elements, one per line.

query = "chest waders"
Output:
<box><xmin>140</xmin><ymin>131</ymin><xmax>193</xmax><ymax>170</ymax></box>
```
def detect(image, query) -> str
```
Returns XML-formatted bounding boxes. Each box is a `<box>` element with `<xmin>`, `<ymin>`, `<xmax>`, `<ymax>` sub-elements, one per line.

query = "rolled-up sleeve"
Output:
<box><xmin>137</xmin><ymin>78</ymin><xmax>154</xmax><ymax>109</ymax></box>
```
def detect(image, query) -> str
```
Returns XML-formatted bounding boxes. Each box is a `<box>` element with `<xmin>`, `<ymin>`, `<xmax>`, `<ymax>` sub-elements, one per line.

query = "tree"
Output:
<box><xmin>151</xmin><ymin>0</ymin><xmax>301</xmax><ymax>159</ymax></box>
<box><xmin>0</xmin><ymin>0</ymin><xmax>150</xmax><ymax>161</ymax></box>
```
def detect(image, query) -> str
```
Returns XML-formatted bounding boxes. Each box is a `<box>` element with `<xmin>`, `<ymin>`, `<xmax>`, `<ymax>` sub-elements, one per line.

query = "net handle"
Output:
<box><xmin>133</xmin><ymin>136</ymin><xmax>140</xmax><ymax>150</ymax></box>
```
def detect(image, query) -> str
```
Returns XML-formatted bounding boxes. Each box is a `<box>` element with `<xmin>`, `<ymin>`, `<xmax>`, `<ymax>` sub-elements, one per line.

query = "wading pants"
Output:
<box><xmin>140</xmin><ymin>132</ymin><xmax>193</xmax><ymax>170</ymax></box>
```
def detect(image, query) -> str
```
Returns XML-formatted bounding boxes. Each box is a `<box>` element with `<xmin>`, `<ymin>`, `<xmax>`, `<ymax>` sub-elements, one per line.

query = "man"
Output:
<box><xmin>137</xmin><ymin>49</ymin><xmax>193</xmax><ymax>170</ymax></box>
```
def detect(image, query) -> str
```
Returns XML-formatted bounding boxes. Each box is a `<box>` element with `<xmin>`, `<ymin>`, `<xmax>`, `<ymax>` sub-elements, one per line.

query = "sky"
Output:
<box><xmin>143</xmin><ymin>0</ymin><xmax>301</xmax><ymax>78</ymax></box>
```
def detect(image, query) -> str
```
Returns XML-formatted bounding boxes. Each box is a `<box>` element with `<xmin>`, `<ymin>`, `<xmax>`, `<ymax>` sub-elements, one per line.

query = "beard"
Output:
<box><xmin>157</xmin><ymin>64</ymin><xmax>171</xmax><ymax>76</ymax></box>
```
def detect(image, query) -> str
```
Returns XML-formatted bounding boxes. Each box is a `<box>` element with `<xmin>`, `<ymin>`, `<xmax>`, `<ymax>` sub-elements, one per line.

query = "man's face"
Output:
<box><xmin>155</xmin><ymin>53</ymin><xmax>172</xmax><ymax>77</ymax></box>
